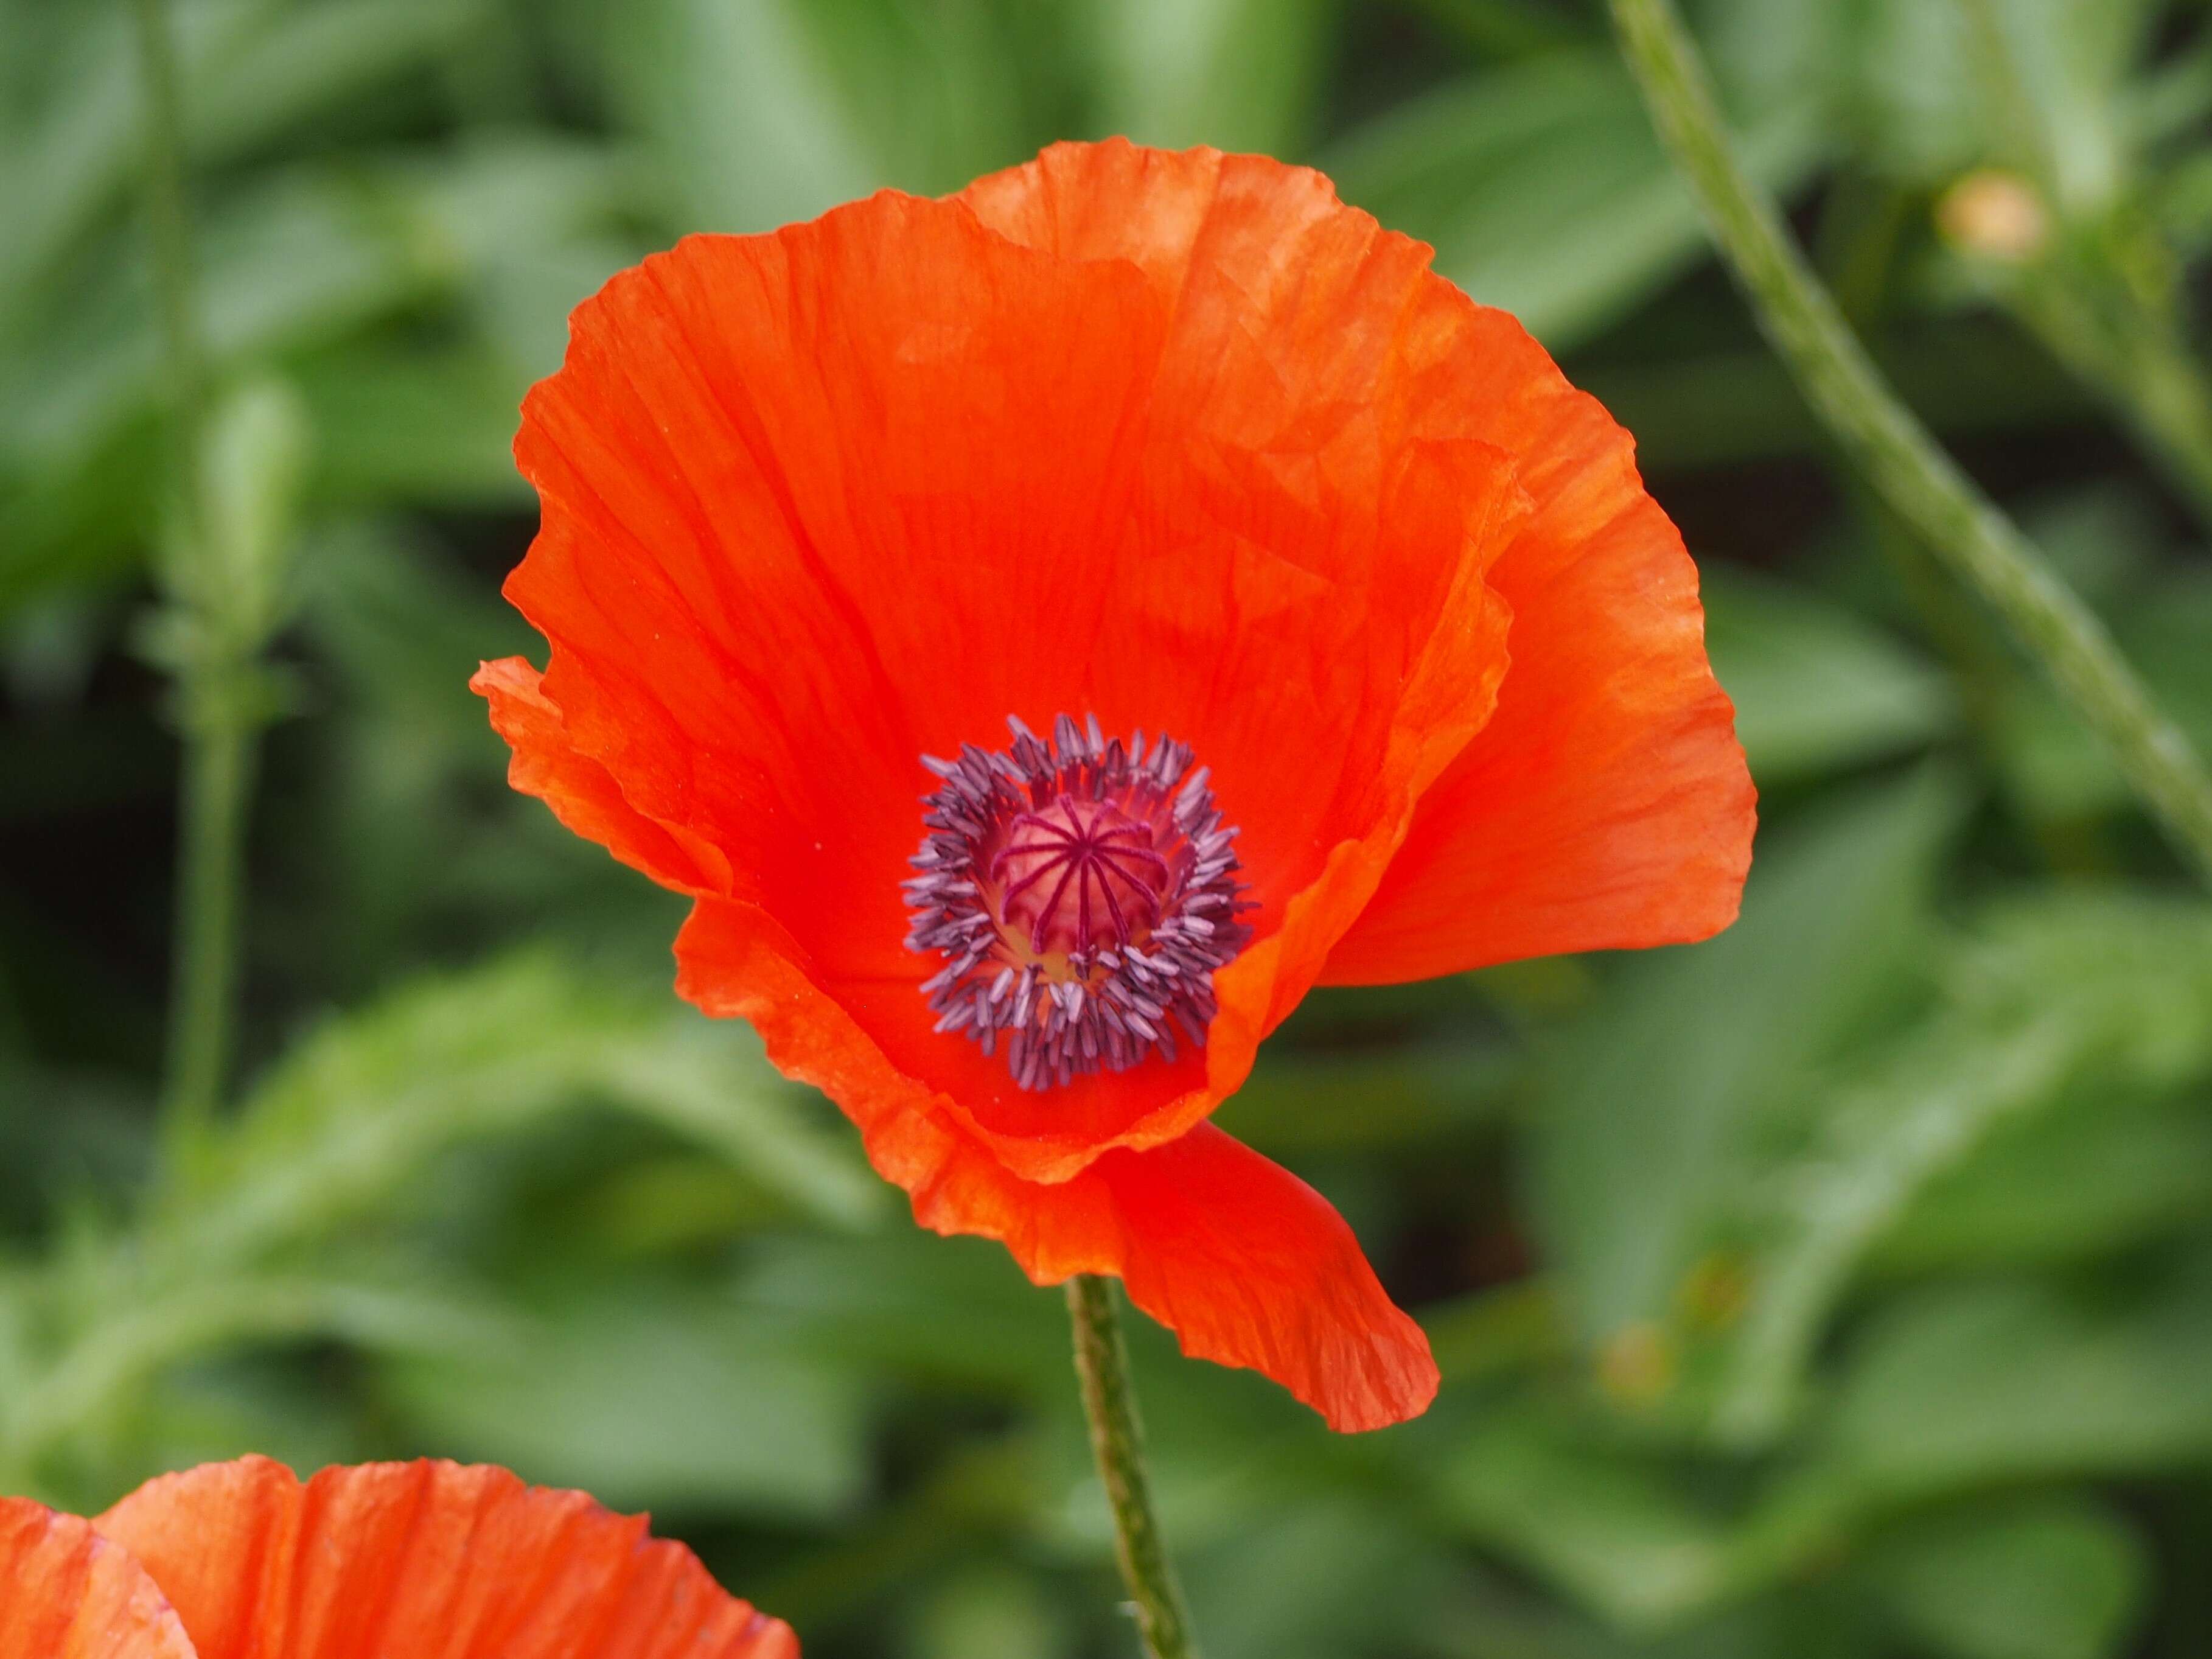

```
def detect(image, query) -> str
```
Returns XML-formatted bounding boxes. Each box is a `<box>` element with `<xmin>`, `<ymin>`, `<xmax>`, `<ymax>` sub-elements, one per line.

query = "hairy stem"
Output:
<box><xmin>1066</xmin><ymin>1275</ymin><xmax>1200</xmax><ymax>1659</ymax></box>
<box><xmin>1607</xmin><ymin>0</ymin><xmax>2212</xmax><ymax>887</ymax></box>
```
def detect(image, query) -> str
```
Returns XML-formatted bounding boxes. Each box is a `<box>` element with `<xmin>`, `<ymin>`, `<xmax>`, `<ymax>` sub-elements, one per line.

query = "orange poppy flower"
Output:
<box><xmin>0</xmin><ymin>1457</ymin><xmax>794</xmax><ymax>1658</ymax></box>
<box><xmin>473</xmin><ymin>140</ymin><xmax>1754</xmax><ymax>1433</ymax></box>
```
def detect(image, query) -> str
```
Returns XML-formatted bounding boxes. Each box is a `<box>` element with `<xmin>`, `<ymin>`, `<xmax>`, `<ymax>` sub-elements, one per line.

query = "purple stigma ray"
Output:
<box><xmin>904</xmin><ymin>713</ymin><xmax>1254</xmax><ymax>1091</ymax></box>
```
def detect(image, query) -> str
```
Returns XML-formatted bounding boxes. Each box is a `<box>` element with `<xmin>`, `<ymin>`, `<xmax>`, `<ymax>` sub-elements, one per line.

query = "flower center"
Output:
<box><xmin>904</xmin><ymin>713</ymin><xmax>1252</xmax><ymax>1091</ymax></box>
<box><xmin>993</xmin><ymin>796</ymin><xmax>1168</xmax><ymax>957</ymax></box>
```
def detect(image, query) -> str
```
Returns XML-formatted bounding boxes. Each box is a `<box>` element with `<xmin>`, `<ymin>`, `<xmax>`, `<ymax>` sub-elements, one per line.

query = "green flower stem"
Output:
<box><xmin>131</xmin><ymin>0</ymin><xmax>203</xmax><ymax>433</ymax></box>
<box><xmin>133</xmin><ymin>0</ymin><xmax>248</xmax><ymax>1163</ymax></box>
<box><xmin>1607</xmin><ymin>0</ymin><xmax>2212</xmax><ymax>889</ymax></box>
<box><xmin>1066</xmin><ymin>1274</ymin><xmax>1200</xmax><ymax>1659</ymax></box>
<box><xmin>164</xmin><ymin>719</ymin><xmax>254</xmax><ymax>1164</ymax></box>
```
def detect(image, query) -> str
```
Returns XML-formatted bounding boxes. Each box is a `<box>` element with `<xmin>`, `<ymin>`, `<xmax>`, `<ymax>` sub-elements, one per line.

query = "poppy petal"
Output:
<box><xmin>957</xmin><ymin>139</ymin><xmax>1752</xmax><ymax>982</ymax></box>
<box><xmin>500</xmin><ymin>194</ymin><xmax>1180</xmax><ymax>1181</ymax></box>
<box><xmin>473</xmin><ymin>657</ymin><xmax>728</xmax><ymax>895</ymax></box>
<box><xmin>492</xmin><ymin>153</ymin><xmax>1526</xmax><ymax>1184</ymax></box>
<box><xmin>1027</xmin><ymin>1128</ymin><xmax>1437</xmax><ymax>1433</ymax></box>
<box><xmin>0</xmin><ymin>1498</ymin><xmax>194</xmax><ymax>1659</ymax></box>
<box><xmin>677</xmin><ymin>896</ymin><xmax>1436</xmax><ymax>1431</ymax></box>
<box><xmin>1322</xmin><ymin>320</ymin><xmax>1753</xmax><ymax>979</ymax></box>
<box><xmin>93</xmin><ymin>1458</ymin><xmax>797</xmax><ymax>1659</ymax></box>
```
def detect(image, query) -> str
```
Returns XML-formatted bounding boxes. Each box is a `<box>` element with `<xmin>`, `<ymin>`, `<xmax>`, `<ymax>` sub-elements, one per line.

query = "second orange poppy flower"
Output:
<box><xmin>0</xmin><ymin>1457</ymin><xmax>790</xmax><ymax>1658</ymax></box>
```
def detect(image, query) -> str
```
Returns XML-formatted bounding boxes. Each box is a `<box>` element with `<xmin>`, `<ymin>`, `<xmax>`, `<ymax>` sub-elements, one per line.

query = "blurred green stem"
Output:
<box><xmin>134</xmin><ymin>0</ymin><xmax>247</xmax><ymax>1165</ymax></box>
<box><xmin>2005</xmin><ymin>265</ymin><xmax>2212</xmax><ymax>529</ymax></box>
<box><xmin>1067</xmin><ymin>1275</ymin><xmax>1199</xmax><ymax>1659</ymax></box>
<box><xmin>1607</xmin><ymin>0</ymin><xmax>2212</xmax><ymax>889</ymax></box>
<box><xmin>166</xmin><ymin>721</ymin><xmax>253</xmax><ymax>1159</ymax></box>
<box><xmin>132</xmin><ymin>0</ymin><xmax>203</xmax><ymax>431</ymax></box>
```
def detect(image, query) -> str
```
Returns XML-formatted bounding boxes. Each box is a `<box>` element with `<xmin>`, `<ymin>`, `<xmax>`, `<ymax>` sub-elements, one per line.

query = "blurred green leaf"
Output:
<box><xmin>1426</xmin><ymin>1279</ymin><xmax>1569</xmax><ymax>1386</ymax></box>
<box><xmin>1996</xmin><ymin>567</ymin><xmax>2212</xmax><ymax>823</ymax></box>
<box><xmin>743</xmin><ymin>1232</ymin><xmax>1069</xmax><ymax>1397</ymax></box>
<box><xmin>2</xmin><ymin>133</ymin><xmax>637</xmax><ymax>615</ymax></box>
<box><xmin>607</xmin><ymin>0</ymin><xmax>870</xmax><ymax>229</ymax></box>
<box><xmin>0</xmin><ymin>952</ymin><xmax>879</xmax><ymax>1480</ymax></box>
<box><xmin>0</xmin><ymin>1271</ymin><xmax>502</xmax><ymax>1493</ymax></box>
<box><xmin>184</xmin><ymin>0</ymin><xmax>484</xmax><ymax>166</ymax></box>
<box><xmin>1580</xmin><ymin>323</ymin><xmax>2091</xmax><ymax>470</ymax></box>
<box><xmin>161</xmin><ymin>952</ymin><xmax>877</xmax><ymax>1263</ymax></box>
<box><xmin>1706</xmin><ymin>893</ymin><xmax>2212</xmax><ymax>1443</ymax></box>
<box><xmin>1440</xmin><ymin>1402</ymin><xmax>1762</xmax><ymax>1630</ymax></box>
<box><xmin>1974</xmin><ymin>0</ymin><xmax>2160</xmax><ymax>212</ymax></box>
<box><xmin>596</xmin><ymin>1025</ymin><xmax>886</xmax><ymax>1234</ymax></box>
<box><xmin>285</xmin><ymin>523</ymin><xmax>602</xmax><ymax>983</ymax></box>
<box><xmin>1327</xmin><ymin>49</ymin><xmax>1827</xmax><ymax>349</ymax></box>
<box><xmin>302</xmin><ymin>519</ymin><xmax>529</xmax><ymax>736</ymax></box>
<box><xmin>1695</xmin><ymin>0</ymin><xmax>1854</xmax><ymax>121</ymax></box>
<box><xmin>1073</xmin><ymin>0</ymin><xmax>1333</xmax><ymax>156</ymax></box>
<box><xmin>389</xmin><ymin>135</ymin><xmax>641</xmax><ymax>368</ymax></box>
<box><xmin>1526</xmin><ymin>767</ymin><xmax>1965</xmax><ymax>1352</ymax></box>
<box><xmin>1877</xmin><ymin>1086</ymin><xmax>2212</xmax><ymax>1271</ymax></box>
<box><xmin>382</xmin><ymin>1274</ymin><xmax>870</xmax><ymax>1519</ymax></box>
<box><xmin>1182</xmin><ymin>1500</ymin><xmax>1450</xmax><ymax>1659</ymax></box>
<box><xmin>602</xmin><ymin>0</ymin><xmax>1041</xmax><ymax>236</ymax></box>
<box><xmin>906</xmin><ymin>1565</ymin><xmax>1072</xmax><ymax>1659</ymax></box>
<box><xmin>1847</xmin><ymin>0</ymin><xmax>2159</xmax><ymax>212</ymax></box>
<box><xmin>1397</xmin><ymin>0</ymin><xmax>1594</xmax><ymax>61</ymax></box>
<box><xmin>0</xmin><ymin>0</ymin><xmax>480</xmax><ymax>334</ymax></box>
<box><xmin>1851</xmin><ymin>1495</ymin><xmax>2149</xmax><ymax>1659</ymax></box>
<box><xmin>1216</xmin><ymin>1036</ymin><xmax>1515</xmax><ymax>1154</ymax></box>
<box><xmin>4</xmin><ymin>170</ymin><xmax>430</xmax><ymax>487</ymax></box>
<box><xmin>1826</xmin><ymin>1254</ymin><xmax>2212</xmax><ymax>1497</ymax></box>
<box><xmin>122</xmin><ymin>1353</ymin><xmax>388</xmax><ymax>1496</ymax></box>
<box><xmin>295</xmin><ymin>344</ymin><xmax>533</xmax><ymax>507</ymax></box>
<box><xmin>1703</xmin><ymin>569</ymin><xmax>1959</xmax><ymax>785</ymax></box>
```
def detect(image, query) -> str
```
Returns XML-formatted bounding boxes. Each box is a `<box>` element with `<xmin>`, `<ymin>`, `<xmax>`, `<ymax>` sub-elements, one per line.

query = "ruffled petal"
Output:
<box><xmin>960</xmin><ymin>139</ymin><xmax>1751</xmax><ymax>983</ymax></box>
<box><xmin>493</xmin><ymin>148</ymin><xmax>1524</xmax><ymax>1183</ymax></box>
<box><xmin>1321</xmin><ymin>310</ymin><xmax>1753</xmax><ymax>979</ymax></box>
<box><xmin>473</xmin><ymin>657</ymin><xmax>727</xmax><ymax>895</ymax></box>
<box><xmin>0</xmin><ymin>1497</ymin><xmax>194</xmax><ymax>1659</ymax></box>
<box><xmin>677</xmin><ymin>896</ymin><xmax>1436</xmax><ymax>1430</ymax></box>
<box><xmin>92</xmin><ymin>1458</ymin><xmax>797</xmax><ymax>1659</ymax></box>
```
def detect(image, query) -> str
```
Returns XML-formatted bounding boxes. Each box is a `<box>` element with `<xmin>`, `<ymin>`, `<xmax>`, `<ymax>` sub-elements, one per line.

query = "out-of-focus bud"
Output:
<box><xmin>1936</xmin><ymin>169</ymin><xmax>2052</xmax><ymax>264</ymax></box>
<box><xmin>195</xmin><ymin>375</ymin><xmax>313</xmax><ymax>651</ymax></box>
<box><xmin>141</xmin><ymin>375</ymin><xmax>313</xmax><ymax>733</ymax></box>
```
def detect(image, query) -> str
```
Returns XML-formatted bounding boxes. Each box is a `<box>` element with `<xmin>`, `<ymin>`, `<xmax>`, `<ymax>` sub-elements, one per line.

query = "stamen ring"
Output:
<box><xmin>903</xmin><ymin>713</ymin><xmax>1253</xmax><ymax>1090</ymax></box>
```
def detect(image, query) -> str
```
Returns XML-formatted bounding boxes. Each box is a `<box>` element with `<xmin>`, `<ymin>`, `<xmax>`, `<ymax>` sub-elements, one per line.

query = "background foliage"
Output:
<box><xmin>6</xmin><ymin>1</ymin><xmax>2212</xmax><ymax>1655</ymax></box>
